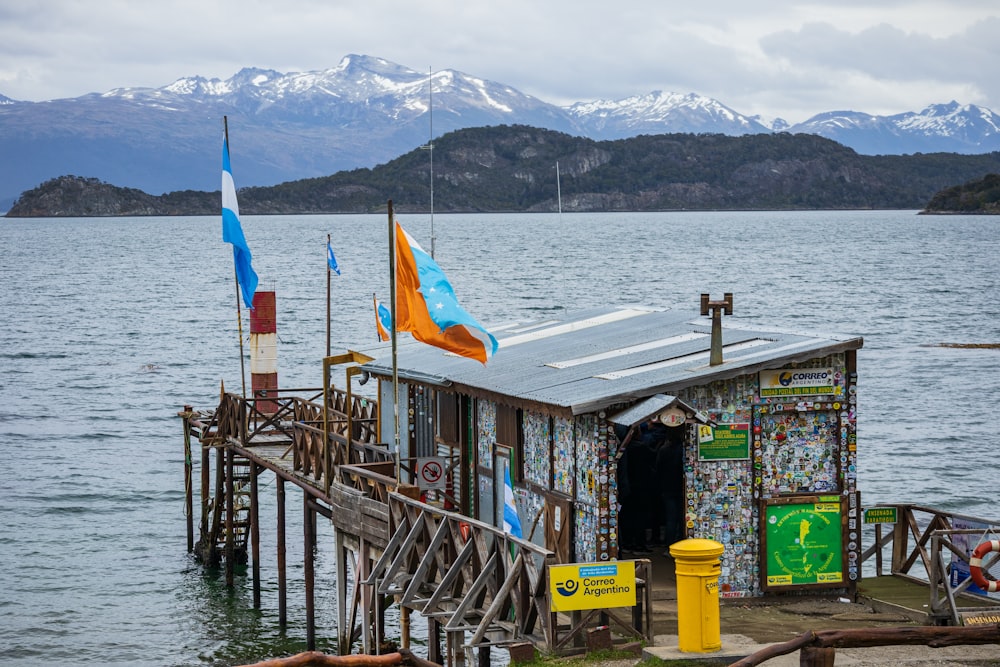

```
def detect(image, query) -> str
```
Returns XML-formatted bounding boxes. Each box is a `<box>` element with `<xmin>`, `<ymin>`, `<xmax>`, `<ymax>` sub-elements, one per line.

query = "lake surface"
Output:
<box><xmin>1</xmin><ymin>210</ymin><xmax>998</xmax><ymax>665</ymax></box>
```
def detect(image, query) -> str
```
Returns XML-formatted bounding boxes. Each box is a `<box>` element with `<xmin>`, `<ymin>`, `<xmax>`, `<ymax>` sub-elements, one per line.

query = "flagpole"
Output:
<box><xmin>224</xmin><ymin>116</ymin><xmax>248</xmax><ymax>401</ymax></box>
<box><xmin>387</xmin><ymin>200</ymin><xmax>401</xmax><ymax>482</ymax></box>
<box><xmin>326</xmin><ymin>233</ymin><xmax>332</xmax><ymax>358</ymax></box>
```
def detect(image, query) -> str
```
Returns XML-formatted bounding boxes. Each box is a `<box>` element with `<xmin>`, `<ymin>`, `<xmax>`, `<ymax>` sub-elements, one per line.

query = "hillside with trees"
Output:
<box><xmin>8</xmin><ymin>126</ymin><xmax>1000</xmax><ymax>217</ymax></box>
<box><xmin>921</xmin><ymin>173</ymin><xmax>1000</xmax><ymax>213</ymax></box>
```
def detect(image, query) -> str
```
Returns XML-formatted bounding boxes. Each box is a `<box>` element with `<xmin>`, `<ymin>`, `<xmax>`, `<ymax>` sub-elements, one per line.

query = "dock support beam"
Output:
<box><xmin>183</xmin><ymin>408</ymin><xmax>194</xmax><ymax>552</ymax></box>
<box><xmin>305</xmin><ymin>494</ymin><xmax>316</xmax><ymax>651</ymax></box>
<box><xmin>225</xmin><ymin>447</ymin><xmax>235</xmax><ymax>587</ymax></box>
<box><xmin>427</xmin><ymin>618</ymin><xmax>442</xmax><ymax>665</ymax></box>
<box><xmin>251</xmin><ymin>461</ymin><xmax>261</xmax><ymax>608</ymax></box>
<box><xmin>336</xmin><ymin>528</ymin><xmax>349</xmax><ymax>654</ymax></box>
<box><xmin>277</xmin><ymin>477</ymin><xmax>287</xmax><ymax>628</ymax></box>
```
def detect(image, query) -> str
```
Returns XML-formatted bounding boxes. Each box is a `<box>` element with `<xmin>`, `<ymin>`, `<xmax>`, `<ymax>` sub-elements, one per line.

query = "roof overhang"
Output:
<box><xmin>606</xmin><ymin>394</ymin><xmax>713</xmax><ymax>427</ymax></box>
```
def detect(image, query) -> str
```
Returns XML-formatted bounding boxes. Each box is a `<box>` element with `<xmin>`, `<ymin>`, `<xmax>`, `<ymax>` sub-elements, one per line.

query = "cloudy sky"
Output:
<box><xmin>1</xmin><ymin>0</ymin><xmax>997</xmax><ymax>124</ymax></box>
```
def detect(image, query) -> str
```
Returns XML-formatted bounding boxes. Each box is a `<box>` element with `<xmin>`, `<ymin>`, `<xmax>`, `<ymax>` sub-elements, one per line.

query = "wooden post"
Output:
<box><xmin>875</xmin><ymin>523</ymin><xmax>884</xmax><ymax>575</ymax></box>
<box><xmin>304</xmin><ymin>493</ymin><xmax>316</xmax><ymax>650</ymax></box>
<box><xmin>183</xmin><ymin>408</ymin><xmax>194</xmax><ymax>552</ymax></box>
<box><xmin>251</xmin><ymin>461</ymin><xmax>261</xmax><ymax>608</ymax></box>
<box><xmin>891</xmin><ymin>509</ymin><xmax>908</xmax><ymax>573</ymax></box>
<box><xmin>401</xmin><ymin>607</ymin><xmax>410</xmax><ymax>649</ymax></box>
<box><xmin>200</xmin><ymin>441</ymin><xmax>211</xmax><ymax>553</ymax></box>
<box><xmin>225</xmin><ymin>447</ymin><xmax>235</xmax><ymax>587</ymax></box>
<box><xmin>277</xmin><ymin>477</ymin><xmax>287</xmax><ymax>628</ymax></box>
<box><xmin>477</xmin><ymin>646</ymin><xmax>490</xmax><ymax>667</ymax></box>
<box><xmin>336</xmin><ymin>528</ymin><xmax>349</xmax><ymax>654</ymax></box>
<box><xmin>427</xmin><ymin>618</ymin><xmax>442</xmax><ymax>665</ymax></box>
<box><xmin>799</xmin><ymin>646</ymin><xmax>835</xmax><ymax>666</ymax></box>
<box><xmin>360</xmin><ymin>540</ymin><xmax>372</xmax><ymax>655</ymax></box>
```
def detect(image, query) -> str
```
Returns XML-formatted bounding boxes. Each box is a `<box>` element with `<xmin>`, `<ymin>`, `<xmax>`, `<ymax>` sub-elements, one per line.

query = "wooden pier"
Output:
<box><xmin>180</xmin><ymin>382</ymin><xmax>654</xmax><ymax>666</ymax></box>
<box><xmin>180</xmin><ymin>377</ymin><xmax>1000</xmax><ymax>666</ymax></box>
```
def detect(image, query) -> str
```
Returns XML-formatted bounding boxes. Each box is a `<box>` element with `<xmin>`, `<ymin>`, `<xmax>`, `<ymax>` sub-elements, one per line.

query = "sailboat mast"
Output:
<box><xmin>556</xmin><ymin>161</ymin><xmax>562</xmax><ymax>222</ymax></box>
<box><xmin>428</xmin><ymin>67</ymin><xmax>436</xmax><ymax>259</ymax></box>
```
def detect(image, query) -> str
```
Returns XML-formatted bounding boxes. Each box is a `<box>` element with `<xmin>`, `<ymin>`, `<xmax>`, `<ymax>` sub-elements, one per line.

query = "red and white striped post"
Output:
<box><xmin>250</xmin><ymin>291</ymin><xmax>278</xmax><ymax>414</ymax></box>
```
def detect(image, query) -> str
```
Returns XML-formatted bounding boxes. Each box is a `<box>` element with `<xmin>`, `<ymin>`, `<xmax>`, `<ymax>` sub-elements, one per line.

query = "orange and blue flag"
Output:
<box><xmin>394</xmin><ymin>220</ymin><xmax>497</xmax><ymax>363</ymax></box>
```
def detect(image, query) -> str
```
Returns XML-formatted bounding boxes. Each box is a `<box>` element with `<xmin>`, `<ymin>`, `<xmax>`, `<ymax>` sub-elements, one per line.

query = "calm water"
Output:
<box><xmin>1</xmin><ymin>211</ymin><xmax>998</xmax><ymax>665</ymax></box>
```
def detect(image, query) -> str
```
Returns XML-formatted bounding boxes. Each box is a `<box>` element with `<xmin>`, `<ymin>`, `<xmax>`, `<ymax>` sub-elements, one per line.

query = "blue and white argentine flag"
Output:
<box><xmin>503</xmin><ymin>464</ymin><xmax>522</xmax><ymax>538</ymax></box>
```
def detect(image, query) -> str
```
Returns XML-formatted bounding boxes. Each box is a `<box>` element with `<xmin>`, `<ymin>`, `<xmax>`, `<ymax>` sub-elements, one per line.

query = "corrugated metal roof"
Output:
<box><xmin>362</xmin><ymin>305</ymin><xmax>863</xmax><ymax>415</ymax></box>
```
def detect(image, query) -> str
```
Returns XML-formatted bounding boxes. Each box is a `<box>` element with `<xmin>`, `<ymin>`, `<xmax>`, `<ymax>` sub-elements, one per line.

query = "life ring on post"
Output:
<box><xmin>969</xmin><ymin>539</ymin><xmax>1000</xmax><ymax>593</ymax></box>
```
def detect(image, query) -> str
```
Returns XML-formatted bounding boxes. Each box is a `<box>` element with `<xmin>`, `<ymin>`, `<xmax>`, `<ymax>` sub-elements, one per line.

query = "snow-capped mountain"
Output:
<box><xmin>2</xmin><ymin>54</ymin><xmax>999</xmax><ymax>210</ymax></box>
<box><xmin>787</xmin><ymin>102</ymin><xmax>1000</xmax><ymax>155</ymax></box>
<box><xmin>565</xmin><ymin>91</ymin><xmax>771</xmax><ymax>137</ymax></box>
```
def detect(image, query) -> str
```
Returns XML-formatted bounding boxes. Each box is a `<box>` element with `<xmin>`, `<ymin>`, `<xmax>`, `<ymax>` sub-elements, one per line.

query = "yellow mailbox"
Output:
<box><xmin>669</xmin><ymin>538</ymin><xmax>724</xmax><ymax>652</ymax></box>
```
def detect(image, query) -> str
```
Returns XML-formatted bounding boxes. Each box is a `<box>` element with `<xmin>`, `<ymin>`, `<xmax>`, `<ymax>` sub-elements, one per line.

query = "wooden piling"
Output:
<box><xmin>226</xmin><ymin>446</ymin><xmax>235</xmax><ymax>587</ymax></box>
<box><xmin>336</xmin><ymin>527</ymin><xmax>349</xmax><ymax>654</ymax></box>
<box><xmin>251</xmin><ymin>461</ymin><xmax>261</xmax><ymax>608</ymax></box>
<box><xmin>183</xmin><ymin>408</ymin><xmax>194</xmax><ymax>552</ymax></box>
<box><xmin>305</xmin><ymin>494</ymin><xmax>316</xmax><ymax>650</ymax></box>
<box><xmin>277</xmin><ymin>476</ymin><xmax>287</xmax><ymax>628</ymax></box>
<box><xmin>427</xmin><ymin>618</ymin><xmax>441</xmax><ymax>665</ymax></box>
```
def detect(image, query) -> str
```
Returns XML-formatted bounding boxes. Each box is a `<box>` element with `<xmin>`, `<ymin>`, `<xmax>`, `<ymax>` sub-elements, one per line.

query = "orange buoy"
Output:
<box><xmin>969</xmin><ymin>539</ymin><xmax>1000</xmax><ymax>593</ymax></box>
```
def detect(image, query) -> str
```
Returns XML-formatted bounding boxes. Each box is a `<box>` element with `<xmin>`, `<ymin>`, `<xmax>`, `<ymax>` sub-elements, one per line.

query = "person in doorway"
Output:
<box><xmin>615</xmin><ymin>422</ymin><xmax>651</xmax><ymax>555</ymax></box>
<box><xmin>628</xmin><ymin>419</ymin><xmax>668</xmax><ymax>554</ymax></box>
<box><xmin>656</xmin><ymin>425</ymin><xmax>685</xmax><ymax>554</ymax></box>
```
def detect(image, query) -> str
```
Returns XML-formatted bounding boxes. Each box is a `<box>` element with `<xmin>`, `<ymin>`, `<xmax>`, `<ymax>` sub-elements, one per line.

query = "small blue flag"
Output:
<box><xmin>327</xmin><ymin>240</ymin><xmax>341</xmax><ymax>275</ymax></box>
<box><xmin>222</xmin><ymin>134</ymin><xmax>258</xmax><ymax>309</ymax></box>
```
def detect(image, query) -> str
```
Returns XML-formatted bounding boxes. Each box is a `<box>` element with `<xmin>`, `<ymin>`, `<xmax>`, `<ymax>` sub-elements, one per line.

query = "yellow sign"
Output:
<box><xmin>549</xmin><ymin>561</ymin><xmax>636</xmax><ymax>612</ymax></box>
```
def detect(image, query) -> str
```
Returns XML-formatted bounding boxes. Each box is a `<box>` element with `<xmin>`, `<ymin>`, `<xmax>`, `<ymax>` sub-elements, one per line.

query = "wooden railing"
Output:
<box><xmin>358</xmin><ymin>494</ymin><xmax>652</xmax><ymax>666</ymax></box>
<box><xmin>203</xmin><ymin>389</ymin><xmax>382</xmax><ymax>487</ymax></box>
<box><xmin>861</xmin><ymin>503</ymin><xmax>1000</xmax><ymax>624</ymax></box>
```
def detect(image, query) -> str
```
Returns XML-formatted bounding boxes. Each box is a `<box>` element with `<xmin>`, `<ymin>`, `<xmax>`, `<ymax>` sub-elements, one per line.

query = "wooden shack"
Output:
<box><xmin>361</xmin><ymin>300</ymin><xmax>863</xmax><ymax>598</ymax></box>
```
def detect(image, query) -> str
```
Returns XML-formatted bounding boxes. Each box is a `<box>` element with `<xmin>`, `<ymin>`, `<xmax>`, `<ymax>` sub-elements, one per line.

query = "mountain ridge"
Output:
<box><xmin>3</xmin><ymin>54</ymin><xmax>1000</xmax><ymax>211</ymax></box>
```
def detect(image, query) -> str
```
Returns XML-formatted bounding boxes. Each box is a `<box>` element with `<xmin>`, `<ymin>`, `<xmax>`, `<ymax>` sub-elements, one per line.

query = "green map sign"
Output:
<box><xmin>763</xmin><ymin>499</ymin><xmax>844</xmax><ymax>588</ymax></box>
<box><xmin>697</xmin><ymin>423</ymin><xmax>750</xmax><ymax>461</ymax></box>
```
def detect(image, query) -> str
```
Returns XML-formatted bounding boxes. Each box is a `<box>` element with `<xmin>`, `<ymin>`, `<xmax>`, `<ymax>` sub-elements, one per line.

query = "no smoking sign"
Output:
<box><xmin>416</xmin><ymin>457</ymin><xmax>446</xmax><ymax>490</ymax></box>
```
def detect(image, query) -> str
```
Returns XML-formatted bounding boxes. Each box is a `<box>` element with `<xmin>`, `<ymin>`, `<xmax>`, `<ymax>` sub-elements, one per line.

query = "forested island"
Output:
<box><xmin>920</xmin><ymin>173</ymin><xmax>1000</xmax><ymax>214</ymax></box>
<box><xmin>7</xmin><ymin>126</ymin><xmax>1000</xmax><ymax>217</ymax></box>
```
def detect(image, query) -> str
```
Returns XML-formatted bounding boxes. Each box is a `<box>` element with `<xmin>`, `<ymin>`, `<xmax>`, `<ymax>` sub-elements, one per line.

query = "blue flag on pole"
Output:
<box><xmin>327</xmin><ymin>240</ymin><xmax>341</xmax><ymax>275</ymax></box>
<box><xmin>222</xmin><ymin>133</ymin><xmax>258</xmax><ymax>309</ymax></box>
<box><xmin>503</xmin><ymin>464</ymin><xmax>523</xmax><ymax>538</ymax></box>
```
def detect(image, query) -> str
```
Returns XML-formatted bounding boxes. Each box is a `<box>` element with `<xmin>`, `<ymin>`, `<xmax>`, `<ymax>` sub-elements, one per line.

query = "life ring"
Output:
<box><xmin>969</xmin><ymin>539</ymin><xmax>1000</xmax><ymax>593</ymax></box>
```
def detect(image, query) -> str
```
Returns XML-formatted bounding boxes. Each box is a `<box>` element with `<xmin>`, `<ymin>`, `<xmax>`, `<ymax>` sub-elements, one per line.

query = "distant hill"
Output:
<box><xmin>3</xmin><ymin>54</ymin><xmax>1000</xmax><ymax>211</ymax></box>
<box><xmin>921</xmin><ymin>173</ymin><xmax>1000</xmax><ymax>214</ymax></box>
<box><xmin>8</xmin><ymin>127</ymin><xmax>1000</xmax><ymax>217</ymax></box>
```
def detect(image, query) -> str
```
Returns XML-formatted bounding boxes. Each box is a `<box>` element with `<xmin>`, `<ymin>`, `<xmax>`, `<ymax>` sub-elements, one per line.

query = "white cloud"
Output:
<box><xmin>0</xmin><ymin>0</ymin><xmax>996</xmax><ymax>122</ymax></box>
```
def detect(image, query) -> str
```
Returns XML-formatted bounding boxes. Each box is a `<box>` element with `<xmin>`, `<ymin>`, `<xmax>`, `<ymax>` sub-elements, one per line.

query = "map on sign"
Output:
<box><xmin>763</xmin><ymin>499</ymin><xmax>844</xmax><ymax>588</ymax></box>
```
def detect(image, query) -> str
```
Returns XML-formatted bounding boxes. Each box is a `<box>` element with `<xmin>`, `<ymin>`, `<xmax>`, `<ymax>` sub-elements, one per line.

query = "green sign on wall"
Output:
<box><xmin>697</xmin><ymin>423</ymin><xmax>750</xmax><ymax>461</ymax></box>
<box><xmin>763</xmin><ymin>499</ymin><xmax>844</xmax><ymax>589</ymax></box>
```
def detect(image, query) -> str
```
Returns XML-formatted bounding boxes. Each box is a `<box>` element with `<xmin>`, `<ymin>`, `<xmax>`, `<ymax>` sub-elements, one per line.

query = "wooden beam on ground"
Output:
<box><xmin>729</xmin><ymin>624</ymin><xmax>1000</xmax><ymax>667</ymax></box>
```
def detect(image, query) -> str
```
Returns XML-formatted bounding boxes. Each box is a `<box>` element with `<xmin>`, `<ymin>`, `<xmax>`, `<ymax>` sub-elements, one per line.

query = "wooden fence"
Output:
<box><xmin>861</xmin><ymin>503</ymin><xmax>1000</xmax><ymax>624</ymax></box>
